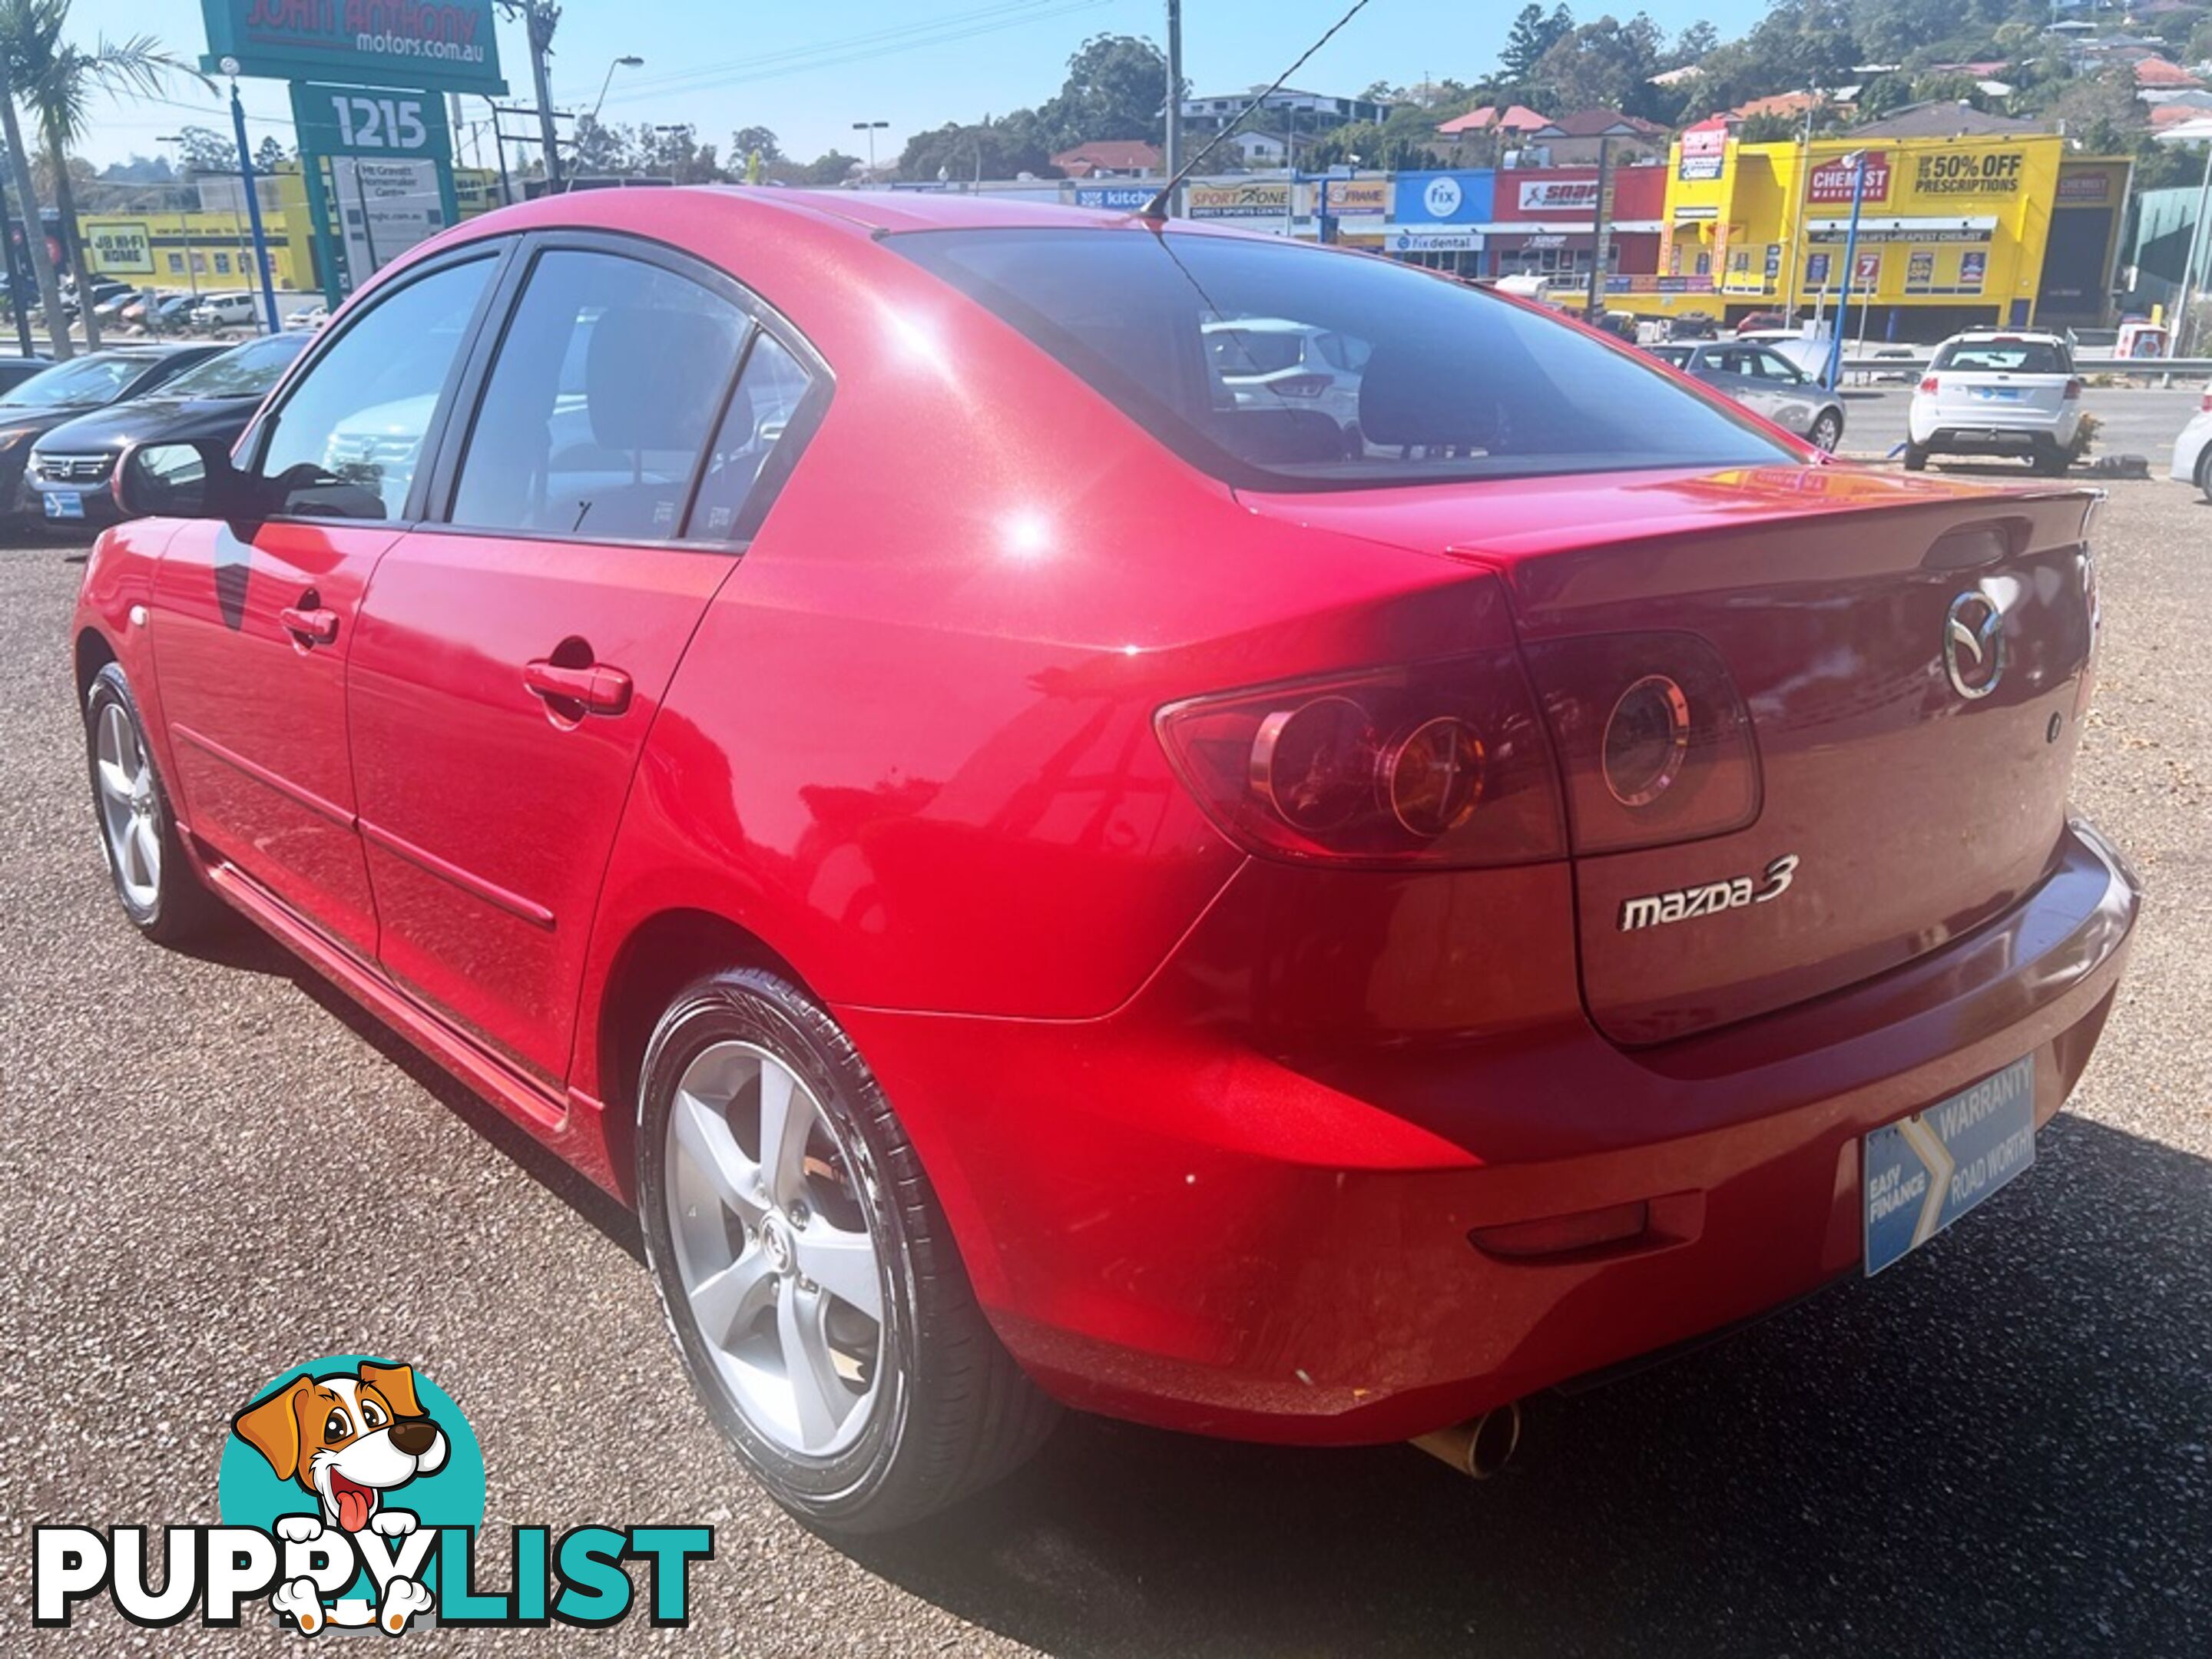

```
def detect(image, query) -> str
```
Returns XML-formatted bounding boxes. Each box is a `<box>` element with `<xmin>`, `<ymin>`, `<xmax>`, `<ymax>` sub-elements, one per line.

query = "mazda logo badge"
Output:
<box><xmin>1944</xmin><ymin>590</ymin><xmax>2006</xmax><ymax>700</ymax></box>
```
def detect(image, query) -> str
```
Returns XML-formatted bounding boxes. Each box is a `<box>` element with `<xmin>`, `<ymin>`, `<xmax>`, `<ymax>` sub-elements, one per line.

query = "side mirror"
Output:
<box><xmin>113</xmin><ymin>438</ymin><xmax>260</xmax><ymax>523</ymax></box>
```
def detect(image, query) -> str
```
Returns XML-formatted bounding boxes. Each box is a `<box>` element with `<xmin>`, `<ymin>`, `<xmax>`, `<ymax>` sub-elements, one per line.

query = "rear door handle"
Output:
<box><xmin>524</xmin><ymin>657</ymin><xmax>633</xmax><ymax>717</ymax></box>
<box><xmin>279</xmin><ymin>604</ymin><xmax>340</xmax><ymax>646</ymax></box>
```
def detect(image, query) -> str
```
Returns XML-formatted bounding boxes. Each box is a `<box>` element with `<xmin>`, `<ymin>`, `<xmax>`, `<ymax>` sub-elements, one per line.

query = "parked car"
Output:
<box><xmin>2171</xmin><ymin>382</ymin><xmax>2212</xmax><ymax>500</ymax></box>
<box><xmin>0</xmin><ymin>353</ymin><xmax>51</xmax><ymax>396</ymax></box>
<box><xmin>187</xmin><ymin>293</ymin><xmax>260</xmax><ymax>327</ymax></box>
<box><xmin>91</xmin><ymin>289</ymin><xmax>144</xmax><ymax>326</ymax></box>
<box><xmin>1733</xmin><ymin>326</ymin><xmax>1833</xmax><ymax>381</ymax></box>
<box><xmin>283</xmin><ymin>300</ymin><xmax>330</xmax><ymax>331</ymax></box>
<box><xmin>28</xmin><ymin>330</ymin><xmax>308</xmax><ymax>529</ymax></box>
<box><xmin>76</xmin><ymin>190</ymin><xmax>2134</xmax><ymax>1532</ymax></box>
<box><xmin>1647</xmin><ymin>339</ymin><xmax>1846</xmax><ymax>450</ymax></box>
<box><xmin>1668</xmin><ymin>310</ymin><xmax>1718</xmax><ymax>339</ymax></box>
<box><xmin>1907</xmin><ymin>330</ymin><xmax>2082</xmax><ymax>474</ymax></box>
<box><xmin>0</xmin><ymin>344</ymin><xmax>224</xmax><ymax>516</ymax></box>
<box><xmin>1733</xmin><ymin>310</ymin><xmax>1786</xmax><ymax>334</ymax></box>
<box><xmin>1201</xmin><ymin>316</ymin><xmax>1366</xmax><ymax>446</ymax></box>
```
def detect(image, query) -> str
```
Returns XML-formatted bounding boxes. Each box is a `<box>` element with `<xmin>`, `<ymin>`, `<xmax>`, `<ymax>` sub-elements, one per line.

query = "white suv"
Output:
<box><xmin>1906</xmin><ymin>330</ymin><xmax>2082</xmax><ymax>475</ymax></box>
<box><xmin>2171</xmin><ymin>382</ymin><xmax>2212</xmax><ymax>500</ymax></box>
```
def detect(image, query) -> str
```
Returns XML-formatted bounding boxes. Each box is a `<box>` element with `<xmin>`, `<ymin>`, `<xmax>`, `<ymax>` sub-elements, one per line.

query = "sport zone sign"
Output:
<box><xmin>201</xmin><ymin>0</ymin><xmax>507</xmax><ymax>96</ymax></box>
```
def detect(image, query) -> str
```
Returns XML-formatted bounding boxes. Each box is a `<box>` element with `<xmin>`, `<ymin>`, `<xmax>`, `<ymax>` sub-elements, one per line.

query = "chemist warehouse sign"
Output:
<box><xmin>201</xmin><ymin>0</ymin><xmax>508</xmax><ymax>96</ymax></box>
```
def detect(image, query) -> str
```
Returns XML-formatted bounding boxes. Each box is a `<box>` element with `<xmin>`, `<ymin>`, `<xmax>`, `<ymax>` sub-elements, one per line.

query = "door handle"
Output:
<box><xmin>524</xmin><ymin>657</ymin><xmax>632</xmax><ymax>717</ymax></box>
<box><xmin>279</xmin><ymin>604</ymin><xmax>340</xmax><ymax>646</ymax></box>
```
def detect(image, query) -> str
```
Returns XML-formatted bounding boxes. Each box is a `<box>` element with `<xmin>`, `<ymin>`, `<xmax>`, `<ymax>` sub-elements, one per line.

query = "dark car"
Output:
<box><xmin>0</xmin><ymin>345</ymin><xmax>226</xmax><ymax>518</ymax></box>
<box><xmin>0</xmin><ymin>354</ymin><xmax>51</xmax><ymax>396</ymax></box>
<box><xmin>28</xmin><ymin>333</ymin><xmax>308</xmax><ymax>529</ymax></box>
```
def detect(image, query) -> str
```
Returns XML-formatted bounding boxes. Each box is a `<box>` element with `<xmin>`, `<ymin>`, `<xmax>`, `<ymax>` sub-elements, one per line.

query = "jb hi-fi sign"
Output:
<box><xmin>1807</xmin><ymin>151</ymin><xmax>1890</xmax><ymax>206</ymax></box>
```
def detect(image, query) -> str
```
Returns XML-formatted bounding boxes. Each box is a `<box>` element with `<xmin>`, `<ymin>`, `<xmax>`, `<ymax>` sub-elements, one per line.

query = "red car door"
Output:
<box><xmin>345</xmin><ymin>241</ymin><xmax>823</xmax><ymax>1084</ymax></box>
<box><xmin>150</xmin><ymin>253</ymin><xmax>502</xmax><ymax>958</ymax></box>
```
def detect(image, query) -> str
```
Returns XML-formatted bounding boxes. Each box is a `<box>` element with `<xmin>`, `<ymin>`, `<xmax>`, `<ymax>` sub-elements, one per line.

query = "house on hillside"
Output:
<box><xmin>1050</xmin><ymin>140</ymin><xmax>1162</xmax><ymax>179</ymax></box>
<box><xmin>1853</xmin><ymin>101</ymin><xmax>2049</xmax><ymax>139</ymax></box>
<box><xmin>1434</xmin><ymin>104</ymin><xmax>1550</xmax><ymax>142</ymax></box>
<box><xmin>1523</xmin><ymin>108</ymin><xmax>1667</xmax><ymax>164</ymax></box>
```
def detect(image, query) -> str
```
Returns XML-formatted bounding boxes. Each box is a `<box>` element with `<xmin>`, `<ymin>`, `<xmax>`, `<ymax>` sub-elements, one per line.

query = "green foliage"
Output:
<box><xmin>730</xmin><ymin>126</ymin><xmax>782</xmax><ymax>164</ymax></box>
<box><xmin>1532</xmin><ymin>12</ymin><xmax>1667</xmax><ymax>117</ymax></box>
<box><xmin>1036</xmin><ymin>33</ymin><xmax>1173</xmax><ymax>147</ymax></box>
<box><xmin>1502</xmin><ymin>4</ymin><xmax>1576</xmax><ymax>83</ymax></box>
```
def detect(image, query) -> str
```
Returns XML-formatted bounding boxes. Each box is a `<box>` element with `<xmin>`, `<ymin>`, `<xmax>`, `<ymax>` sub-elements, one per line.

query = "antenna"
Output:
<box><xmin>1140</xmin><ymin>0</ymin><xmax>1375</xmax><ymax>221</ymax></box>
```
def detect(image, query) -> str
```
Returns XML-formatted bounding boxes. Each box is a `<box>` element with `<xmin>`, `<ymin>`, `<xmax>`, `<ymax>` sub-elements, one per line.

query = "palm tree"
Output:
<box><xmin>2</xmin><ymin>0</ymin><xmax>204</xmax><ymax>353</ymax></box>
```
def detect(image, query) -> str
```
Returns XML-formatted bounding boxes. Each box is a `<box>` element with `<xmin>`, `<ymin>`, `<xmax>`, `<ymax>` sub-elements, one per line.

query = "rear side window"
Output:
<box><xmin>894</xmin><ymin>228</ymin><xmax>1788</xmax><ymax>488</ymax></box>
<box><xmin>1932</xmin><ymin>340</ymin><xmax>2071</xmax><ymax>375</ymax></box>
<box><xmin>683</xmin><ymin>332</ymin><xmax>813</xmax><ymax>543</ymax></box>
<box><xmin>448</xmin><ymin>250</ymin><xmax>748</xmax><ymax>541</ymax></box>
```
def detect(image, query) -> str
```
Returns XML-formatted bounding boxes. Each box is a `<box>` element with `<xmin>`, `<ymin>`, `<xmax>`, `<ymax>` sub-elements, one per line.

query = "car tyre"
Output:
<box><xmin>1808</xmin><ymin>410</ymin><xmax>1843</xmax><ymax>453</ymax></box>
<box><xmin>636</xmin><ymin>967</ymin><xmax>1057</xmax><ymax>1534</ymax></box>
<box><xmin>2194</xmin><ymin>445</ymin><xmax>2210</xmax><ymax>503</ymax></box>
<box><xmin>84</xmin><ymin>661</ymin><xmax>221</xmax><ymax>943</ymax></box>
<box><xmin>2034</xmin><ymin>444</ymin><xmax>2071</xmax><ymax>478</ymax></box>
<box><xmin>1902</xmin><ymin>442</ymin><xmax>1929</xmax><ymax>472</ymax></box>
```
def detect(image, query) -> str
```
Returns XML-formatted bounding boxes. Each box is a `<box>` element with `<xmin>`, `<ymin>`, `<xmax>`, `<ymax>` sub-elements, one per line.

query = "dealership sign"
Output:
<box><xmin>1807</xmin><ymin>151</ymin><xmax>1889</xmax><ymax>205</ymax></box>
<box><xmin>200</xmin><ymin>0</ymin><xmax>507</xmax><ymax>95</ymax></box>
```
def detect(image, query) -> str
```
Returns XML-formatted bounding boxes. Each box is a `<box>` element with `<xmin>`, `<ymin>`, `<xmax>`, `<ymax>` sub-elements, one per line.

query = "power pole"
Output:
<box><xmin>498</xmin><ymin>1</ymin><xmax>565</xmax><ymax>192</ymax></box>
<box><xmin>1164</xmin><ymin>0</ymin><xmax>1183</xmax><ymax>214</ymax></box>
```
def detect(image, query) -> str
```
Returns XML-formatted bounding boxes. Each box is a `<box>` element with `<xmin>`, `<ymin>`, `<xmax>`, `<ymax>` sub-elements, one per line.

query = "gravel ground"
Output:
<box><xmin>2</xmin><ymin>478</ymin><xmax>2206</xmax><ymax>1656</ymax></box>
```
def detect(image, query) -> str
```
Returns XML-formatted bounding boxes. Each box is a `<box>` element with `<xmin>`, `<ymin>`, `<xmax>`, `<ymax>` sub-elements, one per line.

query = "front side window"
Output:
<box><xmin>448</xmin><ymin>250</ymin><xmax>748</xmax><ymax>541</ymax></box>
<box><xmin>257</xmin><ymin>256</ymin><xmax>495</xmax><ymax>521</ymax></box>
<box><xmin>896</xmin><ymin>228</ymin><xmax>1789</xmax><ymax>488</ymax></box>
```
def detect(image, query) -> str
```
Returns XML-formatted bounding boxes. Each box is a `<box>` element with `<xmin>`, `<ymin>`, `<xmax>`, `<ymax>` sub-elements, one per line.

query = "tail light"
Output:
<box><xmin>2200</xmin><ymin>392</ymin><xmax>2211</xmax><ymax>413</ymax></box>
<box><xmin>1517</xmin><ymin>632</ymin><xmax>1761</xmax><ymax>856</ymax></box>
<box><xmin>2063</xmin><ymin>377</ymin><xmax>2083</xmax><ymax>401</ymax></box>
<box><xmin>1918</xmin><ymin>375</ymin><xmax>1940</xmax><ymax>395</ymax></box>
<box><xmin>1269</xmin><ymin>373</ymin><xmax>1335</xmax><ymax>399</ymax></box>
<box><xmin>1156</xmin><ymin>652</ymin><xmax>1565</xmax><ymax>868</ymax></box>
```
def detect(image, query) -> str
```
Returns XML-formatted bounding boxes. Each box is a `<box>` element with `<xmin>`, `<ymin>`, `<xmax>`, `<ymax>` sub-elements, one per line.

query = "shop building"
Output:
<box><xmin>1614</xmin><ymin>129</ymin><xmax>2130</xmax><ymax>338</ymax></box>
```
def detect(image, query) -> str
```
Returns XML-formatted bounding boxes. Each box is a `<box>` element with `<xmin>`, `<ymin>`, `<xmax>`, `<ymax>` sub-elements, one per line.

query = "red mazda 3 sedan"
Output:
<box><xmin>72</xmin><ymin>189</ymin><xmax>2137</xmax><ymax>1532</ymax></box>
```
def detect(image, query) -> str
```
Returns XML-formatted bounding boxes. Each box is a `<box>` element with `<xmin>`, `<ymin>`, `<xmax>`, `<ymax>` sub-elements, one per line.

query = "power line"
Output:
<box><xmin>601</xmin><ymin>0</ymin><xmax>1084</xmax><ymax>98</ymax></box>
<box><xmin>596</xmin><ymin>0</ymin><xmax>1113</xmax><ymax>109</ymax></box>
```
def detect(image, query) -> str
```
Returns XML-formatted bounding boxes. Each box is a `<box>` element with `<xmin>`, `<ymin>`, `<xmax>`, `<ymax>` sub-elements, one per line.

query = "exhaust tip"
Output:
<box><xmin>1412</xmin><ymin>1400</ymin><xmax>1523</xmax><ymax>1480</ymax></box>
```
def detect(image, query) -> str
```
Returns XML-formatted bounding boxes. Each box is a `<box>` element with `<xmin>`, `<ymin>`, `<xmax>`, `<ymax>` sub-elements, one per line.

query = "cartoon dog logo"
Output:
<box><xmin>233</xmin><ymin>1360</ymin><xmax>449</xmax><ymax>1535</ymax></box>
<box><xmin>233</xmin><ymin>1361</ymin><xmax>449</xmax><ymax>1634</ymax></box>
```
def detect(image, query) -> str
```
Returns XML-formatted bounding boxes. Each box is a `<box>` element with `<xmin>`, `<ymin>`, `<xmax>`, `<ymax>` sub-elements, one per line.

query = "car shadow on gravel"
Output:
<box><xmin>847</xmin><ymin>1115</ymin><xmax>2209</xmax><ymax>1657</ymax></box>
<box><xmin>174</xmin><ymin>923</ymin><xmax>644</xmax><ymax>1263</ymax></box>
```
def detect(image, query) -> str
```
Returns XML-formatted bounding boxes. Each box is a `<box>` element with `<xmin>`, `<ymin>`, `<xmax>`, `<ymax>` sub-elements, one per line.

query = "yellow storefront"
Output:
<box><xmin>1614</xmin><ymin>131</ymin><xmax>2129</xmax><ymax>339</ymax></box>
<box><xmin>79</xmin><ymin>170</ymin><xmax>320</xmax><ymax>294</ymax></box>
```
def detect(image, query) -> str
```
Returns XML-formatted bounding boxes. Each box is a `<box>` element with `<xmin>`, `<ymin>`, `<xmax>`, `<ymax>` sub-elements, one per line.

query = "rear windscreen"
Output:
<box><xmin>892</xmin><ymin>228</ymin><xmax>1793</xmax><ymax>489</ymax></box>
<box><xmin>1932</xmin><ymin>340</ymin><xmax>2071</xmax><ymax>375</ymax></box>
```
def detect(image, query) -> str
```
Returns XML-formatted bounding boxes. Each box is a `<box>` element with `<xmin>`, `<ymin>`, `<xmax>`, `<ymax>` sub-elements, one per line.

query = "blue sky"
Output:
<box><xmin>68</xmin><ymin>0</ymin><xmax>1773</xmax><ymax>171</ymax></box>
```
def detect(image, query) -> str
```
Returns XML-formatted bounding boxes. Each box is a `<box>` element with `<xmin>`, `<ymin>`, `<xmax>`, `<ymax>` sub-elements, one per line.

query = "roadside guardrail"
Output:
<box><xmin>1837</xmin><ymin>355</ymin><xmax>2212</xmax><ymax>387</ymax></box>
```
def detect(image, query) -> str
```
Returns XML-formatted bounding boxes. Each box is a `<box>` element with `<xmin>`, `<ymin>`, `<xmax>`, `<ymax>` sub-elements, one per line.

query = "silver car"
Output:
<box><xmin>1647</xmin><ymin>340</ymin><xmax>1846</xmax><ymax>452</ymax></box>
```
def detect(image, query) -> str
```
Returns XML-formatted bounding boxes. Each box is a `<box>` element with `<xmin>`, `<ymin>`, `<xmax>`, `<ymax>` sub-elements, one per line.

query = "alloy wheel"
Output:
<box><xmin>662</xmin><ymin>1040</ymin><xmax>886</xmax><ymax>1459</ymax></box>
<box><xmin>94</xmin><ymin>700</ymin><xmax>161</xmax><ymax>911</ymax></box>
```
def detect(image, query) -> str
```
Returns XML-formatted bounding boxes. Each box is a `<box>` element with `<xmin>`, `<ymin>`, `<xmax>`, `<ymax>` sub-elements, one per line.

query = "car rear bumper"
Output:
<box><xmin>1918</xmin><ymin>424</ymin><xmax>2072</xmax><ymax>455</ymax></box>
<box><xmin>837</xmin><ymin>816</ymin><xmax>2138</xmax><ymax>1444</ymax></box>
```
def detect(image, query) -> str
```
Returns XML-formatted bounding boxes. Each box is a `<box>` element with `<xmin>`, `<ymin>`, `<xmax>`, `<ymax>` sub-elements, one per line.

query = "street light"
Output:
<box><xmin>853</xmin><ymin>119</ymin><xmax>889</xmax><ymax>177</ymax></box>
<box><xmin>157</xmin><ymin>134</ymin><xmax>204</xmax><ymax>300</ymax></box>
<box><xmin>591</xmin><ymin>55</ymin><xmax>642</xmax><ymax>124</ymax></box>
<box><xmin>1822</xmin><ymin>150</ymin><xmax>1872</xmax><ymax>391</ymax></box>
